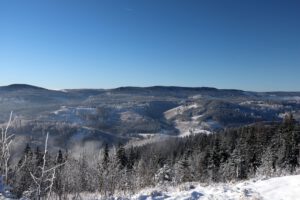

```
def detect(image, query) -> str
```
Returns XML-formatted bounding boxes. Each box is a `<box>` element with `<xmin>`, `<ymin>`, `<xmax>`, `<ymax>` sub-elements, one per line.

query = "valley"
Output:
<box><xmin>1</xmin><ymin>84</ymin><xmax>300</xmax><ymax>153</ymax></box>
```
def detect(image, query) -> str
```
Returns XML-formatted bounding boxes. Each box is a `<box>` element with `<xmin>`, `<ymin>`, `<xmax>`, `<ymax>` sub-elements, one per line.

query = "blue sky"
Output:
<box><xmin>0</xmin><ymin>0</ymin><xmax>299</xmax><ymax>91</ymax></box>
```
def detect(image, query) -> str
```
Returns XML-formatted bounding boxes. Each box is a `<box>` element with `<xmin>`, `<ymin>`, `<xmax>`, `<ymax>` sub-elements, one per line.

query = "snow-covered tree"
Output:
<box><xmin>0</xmin><ymin>112</ymin><xmax>14</xmax><ymax>185</ymax></box>
<box><xmin>29</xmin><ymin>133</ymin><xmax>65</xmax><ymax>200</ymax></box>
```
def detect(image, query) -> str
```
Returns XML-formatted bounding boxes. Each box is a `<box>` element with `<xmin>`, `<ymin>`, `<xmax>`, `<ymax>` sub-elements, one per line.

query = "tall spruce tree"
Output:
<box><xmin>116</xmin><ymin>143</ymin><xmax>127</xmax><ymax>169</ymax></box>
<box><xmin>14</xmin><ymin>144</ymin><xmax>34</xmax><ymax>198</ymax></box>
<box><xmin>54</xmin><ymin>150</ymin><xmax>64</xmax><ymax>200</ymax></box>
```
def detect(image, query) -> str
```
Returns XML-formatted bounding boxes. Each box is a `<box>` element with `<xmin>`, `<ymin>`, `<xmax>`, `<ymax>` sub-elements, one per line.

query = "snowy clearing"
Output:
<box><xmin>80</xmin><ymin>175</ymin><xmax>300</xmax><ymax>200</ymax></box>
<box><xmin>164</xmin><ymin>103</ymin><xmax>199</xmax><ymax>120</ymax></box>
<box><xmin>174</xmin><ymin>119</ymin><xmax>211</xmax><ymax>137</ymax></box>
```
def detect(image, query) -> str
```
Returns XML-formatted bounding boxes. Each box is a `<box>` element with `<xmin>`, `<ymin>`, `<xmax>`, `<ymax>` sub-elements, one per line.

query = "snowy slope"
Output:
<box><xmin>130</xmin><ymin>182</ymin><xmax>259</xmax><ymax>200</ymax></box>
<box><xmin>130</xmin><ymin>175</ymin><xmax>300</xmax><ymax>200</ymax></box>
<box><xmin>163</xmin><ymin>103</ymin><xmax>212</xmax><ymax>137</ymax></box>
<box><xmin>82</xmin><ymin>175</ymin><xmax>300</xmax><ymax>200</ymax></box>
<box><xmin>244</xmin><ymin>175</ymin><xmax>300</xmax><ymax>200</ymax></box>
<box><xmin>164</xmin><ymin>103</ymin><xmax>199</xmax><ymax>120</ymax></box>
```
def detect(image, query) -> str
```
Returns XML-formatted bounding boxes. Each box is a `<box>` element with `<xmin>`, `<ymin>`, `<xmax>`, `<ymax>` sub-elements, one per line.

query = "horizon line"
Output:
<box><xmin>1</xmin><ymin>83</ymin><xmax>300</xmax><ymax>93</ymax></box>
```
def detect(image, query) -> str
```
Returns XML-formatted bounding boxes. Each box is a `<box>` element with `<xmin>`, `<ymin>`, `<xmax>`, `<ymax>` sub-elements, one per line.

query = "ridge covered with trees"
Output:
<box><xmin>2</xmin><ymin>114</ymin><xmax>300</xmax><ymax>199</ymax></box>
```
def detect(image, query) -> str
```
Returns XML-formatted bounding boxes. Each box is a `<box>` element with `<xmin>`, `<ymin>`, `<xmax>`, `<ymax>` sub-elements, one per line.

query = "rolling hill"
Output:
<box><xmin>1</xmin><ymin>84</ymin><xmax>300</xmax><ymax>151</ymax></box>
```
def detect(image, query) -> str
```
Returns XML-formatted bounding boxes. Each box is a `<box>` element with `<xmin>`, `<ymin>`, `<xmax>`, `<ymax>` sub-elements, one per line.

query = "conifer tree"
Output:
<box><xmin>102</xmin><ymin>143</ymin><xmax>109</xmax><ymax>170</ymax></box>
<box><xmin>178</xmin><ymin>153</ymin><xmax>192</xmax><ymax>183</ymax></box>
<box><xmin>14</xmin><ymin>144</ymin><xmax>34</xmax><ymax>198</ymax></box>
<box><xmin>116</xmin><ymin>143</ymin><xmax>127</xmax><ymax>169</ymax></box>
<box><xmin>54</xmin><ymin>150</ymin><xmax>64</xmax><ymax>200</ymax></box>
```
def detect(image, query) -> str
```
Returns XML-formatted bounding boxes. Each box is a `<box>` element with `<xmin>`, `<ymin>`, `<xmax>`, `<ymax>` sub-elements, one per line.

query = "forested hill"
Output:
<box><xmin>128</xmin><ymin>114</ymin><xmax>300</xmax><ymax>184</ymax></box>
<box><xmin>1</xmin><ymin>84</ymin><xmax>300</xmax><ymax>152</ymax></box>
<box><xmin>11</xmin><ymin>114</ymin><xmax>300</xmax><ymax>198</ymax></box>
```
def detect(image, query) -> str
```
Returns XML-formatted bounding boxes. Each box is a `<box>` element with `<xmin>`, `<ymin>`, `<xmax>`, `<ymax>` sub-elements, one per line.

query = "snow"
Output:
<box><xmin>52</xmin><ymin>106</ymin><xmax>97</xmax><ymax>115</ymax></box>
<box><xmin>164</xmin><ymin>103</ymin><xmax>199</xmax><ymax>120</ymax></box>
<box><xmin>129</xmin><ymin>175</ymin><xmax>300</xmax><ymax>200</ymax></box>
<box><xmin>126</xmin><ymin>133</ymin><xmax>172</xmax><ymax>148</ymax></box>
<box><xmin>283</xmin><ymin>96</ymin><xmax>300</xmax><ymax>102</ymax></box>
<box><xmin>191</xmin><ymin>115</ymin><xmax>203</xmax><ymax>120</ymax></box>
<box><xmin>120</xmin><ymin>111</ymin><xmax>143</xmax><ymax>122</ymax></box>
<box><xmin>176</xmin><ymin>121</ymin><xmax>211</xmax><ymax>137</ymax></box>
<box><xmin>52</xmin><ymin>106</ymin><xmax>69</xmax><ymax>115</ymax></box>
<box><xmin>130</xmin><ymin>182</ymin><xmax>259</xmax><ymax>200</ymax></box>
<box><xmin>243</xmin><ymin>175</ymin><xmax>300</xmax><ymax>200</ymax></box>
<box><xmin>163</xmin><ymin>103</ymin><xmax>213</xmax><ymax>137</ymax></box>
<box><xmin>189</xmin><ymin>95</ymin><xmax>203</xmax><ymax>99</ymax></box>
<box><xmin>48</xmin><ymin>106</ymin><xmax>98</xmax><ymax>125</ymax></box>
<box><xmin>239</xmin><ymin>101</ymin><xmax>284</xmax><ymax>110</ymax></box>
<box><xmin>81</xmin><ymin>175</ymin><xmax>300</xmax><ymax>200</ymax></box>
<box><xmin>139</xmin><ymin>175</ymin><xmax>300</xmax><ymax>200</ymax></box>
<box><xmin>200</xmin><ymin>120</ymin><xmax>222</xmax><ymax>130</ymax></box>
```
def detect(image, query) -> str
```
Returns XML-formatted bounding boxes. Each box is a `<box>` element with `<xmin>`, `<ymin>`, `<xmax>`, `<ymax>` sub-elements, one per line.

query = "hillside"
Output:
<box><xmin>122</xmin><ymin>175</ymin><xmax>300</xmax><ymax>200</ymax></box>
<box><xmin>0</xmin><ymin>84</ymin><xmax>300</xmax><ymax>150</ymax></box>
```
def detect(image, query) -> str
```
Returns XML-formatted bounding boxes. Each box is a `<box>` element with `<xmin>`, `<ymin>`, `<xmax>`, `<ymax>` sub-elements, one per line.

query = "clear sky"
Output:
<box><xmin>0</xmin><ymin>0</ymin><xmax>299</xmax><ymax>91</ymax></box>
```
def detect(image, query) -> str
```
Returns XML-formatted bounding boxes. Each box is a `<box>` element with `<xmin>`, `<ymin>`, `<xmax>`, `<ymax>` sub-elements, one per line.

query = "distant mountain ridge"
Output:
<box><xmin>1</xmin><ymin>84</ymin><xmax>299</xmax><ymax>94</ymax></box>
<box><xmin>0</xmin><ymin>84</ymin><xmax>48</xmax><ymax>91</ymax></box>
<box><xmin>0</xmin><ymin>83</ymin><xmax>299</xmax><ymax>151</ymax></box>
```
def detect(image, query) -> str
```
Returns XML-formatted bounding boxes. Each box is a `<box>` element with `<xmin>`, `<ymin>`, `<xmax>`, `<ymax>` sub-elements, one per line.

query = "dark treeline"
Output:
<box><xmin>7</xmin><ymin>114</ymin><xmax>300</xmax><ymax>199</ymax></box>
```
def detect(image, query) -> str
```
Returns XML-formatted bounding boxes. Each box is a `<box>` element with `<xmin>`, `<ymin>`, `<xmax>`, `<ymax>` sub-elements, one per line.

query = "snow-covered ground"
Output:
<box><xmin>81</xmin><ymin>175</ymin><xmax>300</xmax><ymax>200</ymax></box>
<box><xmin>174</xmin><ymin>119</ymin><xmax>211</xmax><ymax>137</ymax></box>
<box><xmin>120</xmin><ymin>111</ymin><xmax>144</xmax><ymax>122</ymax></box>
<box><xmin>239</xmin><ymin>101</ymin><xmax>284</xmax><ymax>111</ymax></box>
<box><xmin>164</xmin><ymin>103</ymin><xmax>199</xmax><ymax>120</ymax></box>
<box><xmin>125</xmin><ymin>133</ymin><xmax>171</xmax><ymax>148</ymax></box>
<box><xmin>163</xmin><ymin>103</ymin><xmax>214</xmax><ymax>137</ymax></box>
<box><xmin>245</xmin><ymin>175</ymin><xmax>300</xmax><ymax>200</ymax></box>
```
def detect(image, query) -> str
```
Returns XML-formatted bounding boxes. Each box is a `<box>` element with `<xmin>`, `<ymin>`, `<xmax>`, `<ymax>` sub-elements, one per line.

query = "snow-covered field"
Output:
<box><xmin>248</xmin><ymin>175</ymin><xmax>300</xmax><ymax>200</ymax></box>
<box><xmin>81</xmin><ymin>175</ymin><xmax>300</xmax><ymax>200</ymax></box>
<box><xmin>174</xmin><ymin>119</ymin><xmax>211</xmax><ymax>137</ymax></box>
